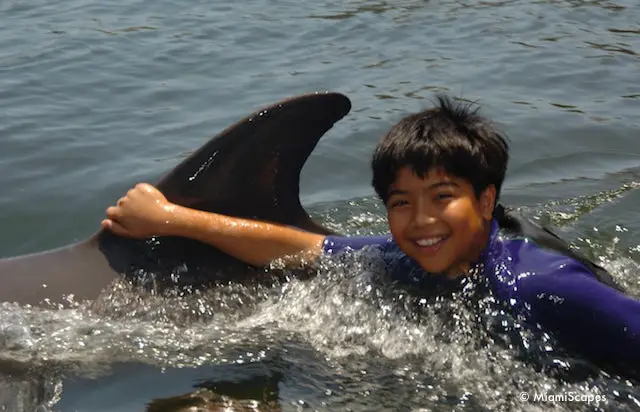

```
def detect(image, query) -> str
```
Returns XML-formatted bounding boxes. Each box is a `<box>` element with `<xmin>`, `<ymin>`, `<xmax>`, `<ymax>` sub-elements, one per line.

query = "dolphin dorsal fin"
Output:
<box><xmin>94</xmin><ymin>92</ymin><xmax>352</xmax><ymax>287</ymax></box>
<box><xmin>154</xmin><ymin>92</ymin><xmax>351</xmax><ymax>234</ymax></box>
<box><xmin>0</xmin><ymin>93</ymin><xmax>352</xmax><ymax>305</ymax></box>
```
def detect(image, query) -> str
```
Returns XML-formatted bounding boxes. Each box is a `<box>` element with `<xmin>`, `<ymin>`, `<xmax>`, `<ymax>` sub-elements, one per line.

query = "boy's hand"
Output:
<box><xmin>101</xmin><ymin>183</ymin><xmax>175</xmax><ymax>238</ymax></box>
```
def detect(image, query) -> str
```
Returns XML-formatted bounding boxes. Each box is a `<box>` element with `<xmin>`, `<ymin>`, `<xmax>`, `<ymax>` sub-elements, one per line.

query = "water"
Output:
<box><xmin>1</xmin><ymin>0</ymin><xmax>640</xmax><ymax>410</ymax></box>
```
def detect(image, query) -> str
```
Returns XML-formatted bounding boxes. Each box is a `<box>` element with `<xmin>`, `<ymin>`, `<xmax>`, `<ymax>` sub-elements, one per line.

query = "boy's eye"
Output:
<box><xmin>389</xmin><ymin>199</ymin><xmax>409</xmax><ymax>208</ymax></box>
<box><xmin>435</xmin><ymin>192</ymin><xmax>454</xmax><ymax>201</ymax></box>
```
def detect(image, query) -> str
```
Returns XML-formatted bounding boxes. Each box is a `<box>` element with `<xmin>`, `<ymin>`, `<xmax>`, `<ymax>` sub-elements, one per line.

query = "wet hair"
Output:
<box><xmin>371</xmin><ymin>94</ymin><xmax>510</xmax><ymax>205</ymax></box>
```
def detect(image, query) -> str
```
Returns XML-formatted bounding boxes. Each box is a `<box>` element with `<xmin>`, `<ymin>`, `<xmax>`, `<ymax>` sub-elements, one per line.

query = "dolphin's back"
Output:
<box><xmin>0</xmin><ymin>239</ymin><xmax>116</xmax><ymax>305</ymax></box>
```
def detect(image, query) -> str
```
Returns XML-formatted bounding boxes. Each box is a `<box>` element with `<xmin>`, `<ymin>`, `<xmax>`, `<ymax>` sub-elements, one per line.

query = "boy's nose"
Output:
<box><xmin>411</xmin><ymin>208</ymin><xmax>437</xmax><ymax>227</ymax></box>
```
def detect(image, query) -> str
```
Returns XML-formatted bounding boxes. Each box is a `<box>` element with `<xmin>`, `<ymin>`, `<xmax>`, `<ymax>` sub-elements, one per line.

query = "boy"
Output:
<box><xmin>102</xmin><ymin>95</ymin><xmax>640</xmax><ymax>377</ymax></box>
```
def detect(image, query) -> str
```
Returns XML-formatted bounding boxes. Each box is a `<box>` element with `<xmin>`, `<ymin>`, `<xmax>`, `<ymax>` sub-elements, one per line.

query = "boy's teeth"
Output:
<box><xmin>416</xmin><ymin>237</ymin><xmax>444</xmax><ymax>246</ymax></box>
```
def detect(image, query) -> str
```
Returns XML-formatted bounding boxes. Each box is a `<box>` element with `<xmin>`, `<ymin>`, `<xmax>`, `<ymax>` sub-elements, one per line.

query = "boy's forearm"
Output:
<box><xmin>168</xmin><ymin>205</ymin><xmax>326</xmax><ymax>267</ymax></box>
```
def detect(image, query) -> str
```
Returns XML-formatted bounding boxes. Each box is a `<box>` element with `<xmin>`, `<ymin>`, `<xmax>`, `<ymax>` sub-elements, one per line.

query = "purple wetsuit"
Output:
<box><xmin>322</xmin><ymin>207</ymin><xmax>640</xmax><ymax>376</ymax></box>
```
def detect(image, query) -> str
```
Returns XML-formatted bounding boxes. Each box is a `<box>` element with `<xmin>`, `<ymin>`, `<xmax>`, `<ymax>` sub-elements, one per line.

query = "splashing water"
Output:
<box><xmin>1</xmin><ymin>184</ymin><xmax>640</xmax><ymax>411</ymax></box>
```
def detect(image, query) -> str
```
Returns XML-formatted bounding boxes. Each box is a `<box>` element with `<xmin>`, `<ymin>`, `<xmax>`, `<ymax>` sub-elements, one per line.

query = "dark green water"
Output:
<box><xmin>1</xmin><ymin>0</ymin><xmax>639</xmax><ymax>410</ymax></box>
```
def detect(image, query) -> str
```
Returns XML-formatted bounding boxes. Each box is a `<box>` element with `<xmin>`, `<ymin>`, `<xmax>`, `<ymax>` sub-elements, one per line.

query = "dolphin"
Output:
<box><xmin>0</xmin><ymin>92</ymin><xmax>351</xmax><ymax>307</ymax></box>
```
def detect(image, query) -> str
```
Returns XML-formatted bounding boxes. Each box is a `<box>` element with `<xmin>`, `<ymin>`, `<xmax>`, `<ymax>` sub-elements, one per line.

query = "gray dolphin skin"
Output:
<box><xmin>0</xmin><ymin>92</ymin><xmax>351</xmax><ymax>307</ymax></box>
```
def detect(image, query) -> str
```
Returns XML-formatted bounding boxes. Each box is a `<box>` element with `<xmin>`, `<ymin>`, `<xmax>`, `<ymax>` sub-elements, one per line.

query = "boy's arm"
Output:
<box><xmin>101</xmin><ymin>183</ymin><xmax>326</xmax><ymax>267</ymax></box>
<box><xmin>101</xmin><ymin>183</ymin><xmax>391</xmax><ymax>268</ymax></box>
<box><xmin>519</xmin><ymin>269</ymin><xmax>640</xmax><ymax>374</ymax></box>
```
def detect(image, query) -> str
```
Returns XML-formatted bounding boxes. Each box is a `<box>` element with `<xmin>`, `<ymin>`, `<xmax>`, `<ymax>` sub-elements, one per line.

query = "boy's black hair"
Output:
<box><xmin>371</xmin><ymin>94</ymin><xmax>510</xmax><ymax>205</ymax></box>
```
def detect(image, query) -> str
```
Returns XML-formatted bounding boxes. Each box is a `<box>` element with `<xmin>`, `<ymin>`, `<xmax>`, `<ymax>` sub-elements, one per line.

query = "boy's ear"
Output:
<box><xmin>479</xmin><ymin>185</ymin><xmax>496</xmax><ymax>220</ymax></box>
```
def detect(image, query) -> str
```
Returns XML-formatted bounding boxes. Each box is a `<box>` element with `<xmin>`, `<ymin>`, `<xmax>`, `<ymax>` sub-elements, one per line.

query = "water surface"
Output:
<box><xmin>1</xmin><ymin>0</ymin><xmax>639</xmax><ymax>410</ymax></box>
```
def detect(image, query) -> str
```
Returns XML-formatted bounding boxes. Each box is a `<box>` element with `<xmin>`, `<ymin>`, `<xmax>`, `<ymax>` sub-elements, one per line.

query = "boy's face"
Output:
<box><xmin>385</xmin><ymin>167</ymin><xmax>495</xmax><ymax>277</ymax></box>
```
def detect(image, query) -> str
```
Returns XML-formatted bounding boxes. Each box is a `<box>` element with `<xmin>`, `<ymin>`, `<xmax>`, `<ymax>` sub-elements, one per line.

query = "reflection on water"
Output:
<box><xmin>146</xmin><ymin>363</ymin><xmax>282</xmax><ymax>412</ymax></box>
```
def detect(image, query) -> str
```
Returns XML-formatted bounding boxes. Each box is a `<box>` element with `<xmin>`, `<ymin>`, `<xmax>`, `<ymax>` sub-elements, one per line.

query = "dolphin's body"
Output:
<box><xmin>0</xmin><ymin>92</ymin><xmax>351</xmax><ymax>306</ymax></box>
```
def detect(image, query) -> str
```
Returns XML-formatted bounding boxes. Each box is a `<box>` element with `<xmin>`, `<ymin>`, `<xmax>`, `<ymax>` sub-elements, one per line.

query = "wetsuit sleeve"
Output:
<box><xmin>322</xmin><ymin>235</ymin><xmax>392</xmax><ymax>255</ymax></box>
<box><xmin>518</xmin><ymin>267</ymin><xmax>640</xmax><ymax>372</ymax></box>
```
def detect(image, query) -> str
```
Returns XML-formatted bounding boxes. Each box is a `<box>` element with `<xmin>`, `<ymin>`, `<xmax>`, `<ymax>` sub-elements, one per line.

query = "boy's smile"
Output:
<box><xmin>385</xmin><ymin>167</ymin><xmax>495</xmax><ymax>277</ymax></box>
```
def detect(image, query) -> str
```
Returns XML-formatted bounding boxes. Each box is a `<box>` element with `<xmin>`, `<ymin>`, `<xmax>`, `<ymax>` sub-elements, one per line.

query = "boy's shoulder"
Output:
<box><xmin>492</xmin><ymin>205</ymin><xmax>622</xmax><ymax>292</ymax></box>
